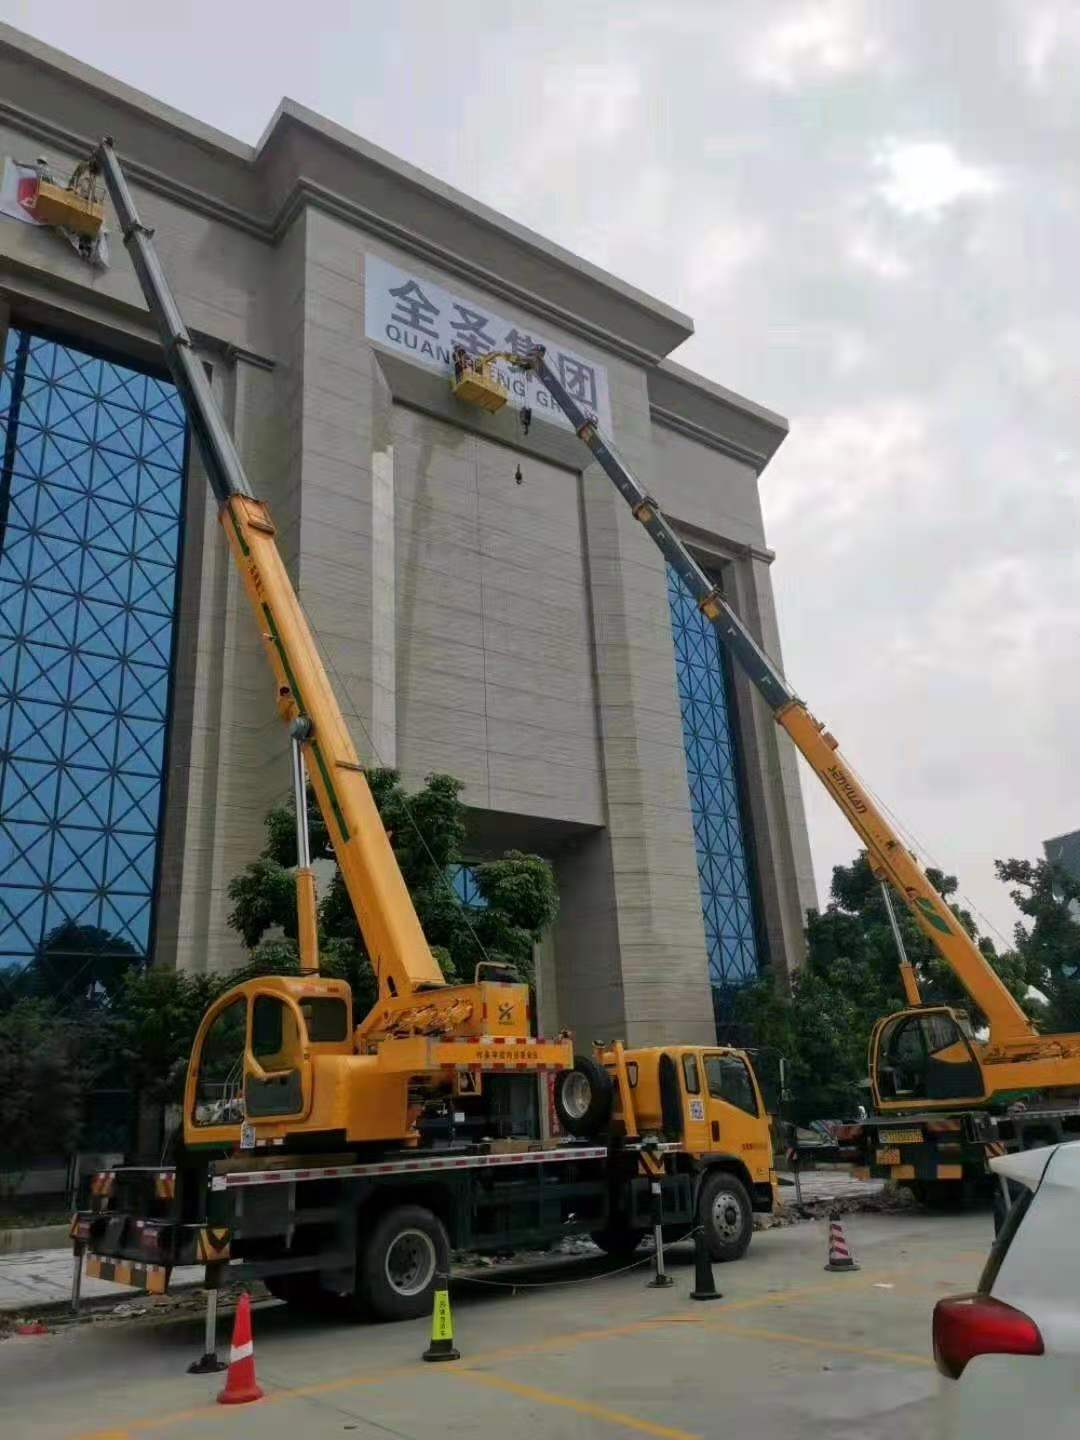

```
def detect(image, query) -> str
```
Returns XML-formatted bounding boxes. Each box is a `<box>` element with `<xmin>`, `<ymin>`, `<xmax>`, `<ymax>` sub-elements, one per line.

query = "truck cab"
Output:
<box><xmin>554</xmin><ymin>1042</ymin><xmax>777</xmax><ymax>1262</ymax></box>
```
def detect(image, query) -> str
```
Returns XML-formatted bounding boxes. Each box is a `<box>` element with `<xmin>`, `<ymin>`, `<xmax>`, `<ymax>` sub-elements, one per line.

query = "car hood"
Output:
<box><xmin>991</xmin><ymin>1142</ymin><xmax>1061</xmax><ymax>1190</ymax></box>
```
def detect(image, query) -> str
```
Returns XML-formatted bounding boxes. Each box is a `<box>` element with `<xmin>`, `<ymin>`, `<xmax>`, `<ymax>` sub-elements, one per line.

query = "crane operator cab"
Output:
<box><xmin>870</xmin><ymin>1006</ymin><xmax>987</xmax><ymax>1109</ymax></box>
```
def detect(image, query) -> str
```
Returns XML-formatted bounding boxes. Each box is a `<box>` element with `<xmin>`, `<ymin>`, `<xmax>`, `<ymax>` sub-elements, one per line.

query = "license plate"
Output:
<box><xmin>876</xmin><ymin>1148</ymin><xmax>901</xmax><ymax>1165</ymax></box>
<box><xmin>879</xmin><ymin>1128</ymin><xmax>923</xmax><ymax>1145</ymax></box>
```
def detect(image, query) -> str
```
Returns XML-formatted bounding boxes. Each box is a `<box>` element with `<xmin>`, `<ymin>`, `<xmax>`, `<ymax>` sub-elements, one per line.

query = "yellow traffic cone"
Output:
<box><xmin>422</xmin><ymin>1271</ymin><xmax>460</xmax><ymax>1362</ymax></box>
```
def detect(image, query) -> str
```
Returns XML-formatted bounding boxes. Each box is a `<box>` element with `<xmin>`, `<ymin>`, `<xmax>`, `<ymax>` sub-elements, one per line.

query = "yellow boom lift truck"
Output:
<box><xmin>57</xmin><ymin>142</ymin><xmax>777</xmax><ymax>1332</ymax></box>
<box><xmin>450</xmin><ymin>344</ymin><xmax>1080</xmax><ymax>1207</ymax></box>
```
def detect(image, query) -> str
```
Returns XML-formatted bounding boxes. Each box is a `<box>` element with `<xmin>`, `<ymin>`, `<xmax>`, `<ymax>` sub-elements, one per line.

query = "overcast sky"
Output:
<box><xmin>5</xmin><ymin>0</ymin><xmax>1077</xmax><ymax>946</ymax></box>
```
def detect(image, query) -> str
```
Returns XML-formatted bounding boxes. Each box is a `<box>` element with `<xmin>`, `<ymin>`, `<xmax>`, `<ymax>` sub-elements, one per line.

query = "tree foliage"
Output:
<box><xmin>107</xmin><ymin>967</ymin><xmax>222</xmax><ymax>1106</ymax></box>
<box><xmin>994</xmin><ymin>857</ymin><xmax>1080</xmax><ymax>1032</ymax></box>
<box><xmin>0</xmin><ymin>999</ymin><xmax>85</xmax><ymax>1184</ymax></box>
<box><xmin>226</xmin><ymin>769</ymin><xmax>559</xmax><ymax>1006</ymax></box>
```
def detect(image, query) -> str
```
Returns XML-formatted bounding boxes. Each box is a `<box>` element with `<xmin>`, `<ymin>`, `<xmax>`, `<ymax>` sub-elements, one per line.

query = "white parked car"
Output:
<box><xmin>933</xmin><ymin>1140</ymin><xmax>1080</xmax><ymax>1438</ymax></box>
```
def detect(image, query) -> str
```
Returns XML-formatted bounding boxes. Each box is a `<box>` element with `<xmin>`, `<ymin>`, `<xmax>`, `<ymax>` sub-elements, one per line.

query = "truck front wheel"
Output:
<box><xmin>699</xmin><ymin>1171</ymin><xmax>752</xmax><ymax>1262</ymax></box>
<box><xmin>357</xmin><ymin>1205</ymin><xmax>450</xmax><ymax>1322</ymax></box>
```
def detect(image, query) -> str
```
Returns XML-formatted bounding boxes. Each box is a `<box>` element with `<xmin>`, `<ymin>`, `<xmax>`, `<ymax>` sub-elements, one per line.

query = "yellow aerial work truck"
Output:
<box><xmin>60</xmin><ymin>141</ymin><xmax>778</xmax><ymax>1334</ymax></box>
<box><xmin>451</xmin><ymin>343</ymin><xmax>1080</xmax><ymax>1205</ymax></box>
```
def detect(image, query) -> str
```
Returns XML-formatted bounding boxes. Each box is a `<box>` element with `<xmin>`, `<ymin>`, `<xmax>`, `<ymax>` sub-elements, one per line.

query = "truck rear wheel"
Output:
<box><xmin>356</xmin><ymin>1204</ymin><xmax>449</xmax><ymax>1322</ymax></box>
<box><xmin>554</xmin><ymin>1055</ymin><xmax>614</xmax><ymax>1138</ymax></box>
<box><xmin>699</xmin><ymin>1170</ymin><xmax>752</xmax><ymax>1262</ymax></box>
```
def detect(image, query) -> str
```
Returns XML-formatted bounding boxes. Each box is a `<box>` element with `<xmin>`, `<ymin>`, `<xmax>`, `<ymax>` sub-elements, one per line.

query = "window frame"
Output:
<box><xmin>192</xmin><ymin>994</ymin><xmax>248</xmax><ymax>1128</ymax></box>
<box><xmin>682</xmin><ymin>1053</ymin><xmax>702</xmax><ymax>1095</ymax></box>
<box><xmin>704</xmin><ymin>1051</ymin><xmax>760</xmax><ymax>1117</ymax></box>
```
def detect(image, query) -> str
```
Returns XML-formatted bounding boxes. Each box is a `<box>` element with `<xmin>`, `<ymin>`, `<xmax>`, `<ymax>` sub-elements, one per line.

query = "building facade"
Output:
<box><xmin>0</xmin><ymin>25</ymin><xmax>815</xmax><ymax>1045</ymax></box>
<box><xmin>1044</xmin><ymin>832</ymin><xmax>1080</xmax><ymax>918</ymax></box>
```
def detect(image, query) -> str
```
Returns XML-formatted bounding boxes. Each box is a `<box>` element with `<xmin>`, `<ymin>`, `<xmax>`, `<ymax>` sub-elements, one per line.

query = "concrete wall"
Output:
<box><xmin>0</xmin><ymin>22</ymin><xmax>813</xmax><ymax>1032</ymax></box>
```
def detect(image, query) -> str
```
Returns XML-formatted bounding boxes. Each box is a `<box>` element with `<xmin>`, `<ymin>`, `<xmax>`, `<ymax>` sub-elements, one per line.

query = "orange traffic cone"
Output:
<box><xmin>217</xmin><ymin>1293</ymin><xmax>263</xmax><ymax>1404</ymax></box>
<box><xmin>824</xmin><ymin>1211</ymin><xmax>859</xmax><ymax>1272</ymax></box>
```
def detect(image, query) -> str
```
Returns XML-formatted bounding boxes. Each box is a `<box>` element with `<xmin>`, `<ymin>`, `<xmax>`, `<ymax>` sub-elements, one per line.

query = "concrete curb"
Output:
<box><xmin>0</xmin><ymin>1225</ymin><xmax>70</xmax><ymax>1256</ymax></box>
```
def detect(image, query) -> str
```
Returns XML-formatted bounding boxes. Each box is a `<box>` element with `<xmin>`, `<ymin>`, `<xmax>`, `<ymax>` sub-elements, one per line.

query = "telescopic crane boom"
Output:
<box><xmin>82</xmin><ymin>141</ymin><xmax>571</xmax><ymax>1157</ymax></box>
<box><xmin>95</xmin><ymin>138</ymin><xmax>448</xmax><ymax>1017</ymax></box>
<box><xmin>451</xmin><ymin>344</ymin><xmax>1080</xmax><ymax>1111</ymax></box>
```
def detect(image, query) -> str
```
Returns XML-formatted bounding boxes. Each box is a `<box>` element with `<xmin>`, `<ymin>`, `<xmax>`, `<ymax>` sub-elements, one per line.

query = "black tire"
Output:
<box><xmin>554</xmin><ymin>1055</ymin><xmax>614</xmax><ymax>1138</ymax></box>
<box><xmin>356</xmin><ymin>1204</ymin><xmax>449</xmax><ymax>1323</ymax></box>
<box><xmin>699</xmin><ymin>1170</ymin><xmax>753</xmax><ymax>1263</ymax></box>
<box><xmin>590</xmin><ymin>1224</ymin><xmax>646</xmax><ymax>1258</ymax></box>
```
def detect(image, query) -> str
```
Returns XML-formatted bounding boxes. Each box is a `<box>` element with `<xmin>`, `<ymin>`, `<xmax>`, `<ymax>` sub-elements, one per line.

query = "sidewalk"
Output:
<box><xmin>0</xmin><ymin>1248</ymin><xmax>202</xmax><ymax>1316</ymax></box>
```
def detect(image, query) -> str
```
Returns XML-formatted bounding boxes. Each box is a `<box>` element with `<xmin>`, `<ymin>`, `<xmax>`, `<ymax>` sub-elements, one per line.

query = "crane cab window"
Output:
<box><xmin>193</xmin><ymin>997</ymin><xmax>247</xmax><ymax>1127</ymax></box>
<box><xmin>251</xmin><ymin>994</ymin><xmax>301</xmax><ymax>1065</ymax></box>
<box><xmin>876</xmin><ymin>1011</ymin><xmax>983</xmax><ymax>1103</ymax></box>
<box><xmin>705</xmin><ymin>1054</ymin><xmax>759</xmax><ymax>1116</ymax></box>
<box><xmin>682</xmin><ymin>1053</ymin><xmax>702</xmax><ymax>1095</ymax></box>
<box><xmin>247</xmin><ymin>994</ymin><xmax>304</xmax><ymax>1118</ymax></box>
<box><xmin>300</xmin><ymin>996</ymin><xmax>348</xmax><ymax>1043</ymax></box>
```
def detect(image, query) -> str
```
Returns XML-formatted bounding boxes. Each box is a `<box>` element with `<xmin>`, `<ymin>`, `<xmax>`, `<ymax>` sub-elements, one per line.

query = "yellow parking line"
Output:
<box><xmin>699</xmin><ymin>1320</ymin><xmax>932</xmax><ymax>1368</ymax></box>
<box><xmin>448</xmin><ymin>1370</ymin><xmax>702</xmax><ymax>1439</ymax></box>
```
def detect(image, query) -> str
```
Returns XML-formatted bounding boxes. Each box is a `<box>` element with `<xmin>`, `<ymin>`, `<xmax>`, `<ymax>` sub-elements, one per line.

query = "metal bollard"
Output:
<box><xmin>646</xmin><ymin>1179</ymin><xmax>674</xmax><ymax>1289</ymax></box>
<box><xmin>689</xmin><ymin>1227</ymin><xmax>721</xmax><ymax>1301</ymax></box>
<box><xmin>70</xmin><ymin>1243</ymin><xmax>84</xmax><ymax>1315</ymax></box>
<box><xmin>188</xmin><ymin>1267</ymin><xmax>228</xmax><ymax>1374</ymax></box>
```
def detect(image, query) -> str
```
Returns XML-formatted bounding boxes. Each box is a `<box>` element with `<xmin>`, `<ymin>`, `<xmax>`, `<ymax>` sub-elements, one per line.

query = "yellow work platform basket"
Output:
<box><xmin>450</xmin><ymin>350</ymin><xmax>508</xmax><ymax>413</ymax></box>
<box><xmin>30</xmin><ymin>179</ymin><xmax>104</xmax><ymax>239</ymax></box>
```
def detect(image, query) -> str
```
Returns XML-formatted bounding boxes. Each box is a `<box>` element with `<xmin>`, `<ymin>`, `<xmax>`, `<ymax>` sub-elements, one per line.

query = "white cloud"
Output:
<box><xmin>874</xmin><ymin>140</ymin><xmax>999</xmax><ymax>220</ymax></box>
<box><xmin>890</xmin><ymin>552</ymin><xmax>1080</xmax><ymax>687</ymax></box>
<box><xmin>764</xmin><ymin>399</ymin><xmax>934</xmax><ymax>540</ymax></box>
<box><xmin>540</xmin><ymin>62</ymin><xmax>641</xmax><ymax>142</ymax></box>
<box><xmin>746</xmin><ymin>0</ymin><xmax>882</xmax><ymax>88</ymax></box>
<box><xmin>847</xmin><ymin>226</ymin><xmax>911</xmax><ymax>279</ymax></box>
<box><xmin>999</xmin><ymin>329</ymin><xmax>1056</xmax><ymax>388</ymax></box>
<box><xmin>684</xmin><ymin>220</ymin><xmax>766</xmax><ymax>296</ymax></box>
<box><xmin>1017</xmin><ymin>4</ymin><xmax>1080</xmax><ymax>86</ymax></box>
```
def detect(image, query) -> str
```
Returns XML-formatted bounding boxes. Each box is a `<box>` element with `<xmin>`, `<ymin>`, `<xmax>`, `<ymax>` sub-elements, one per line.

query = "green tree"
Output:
<box><xmin>0</xmin><ymin>999</ymin><xmax>85</xmax><ymax>1197</ymax></box>
<box><xmin>226</xmin><ymin>769</ymin><xmax>559</xmax><ymax>1011</ymax></box>
<box><xmin>107</xmin><ymin>967</ymin><xmax>223</xmax><ymax>1106</ymax></box>
<box><xmin>994</xmin><ymin>857</ymin><xmax>1080</xmax><ymax>1032</ymax></box>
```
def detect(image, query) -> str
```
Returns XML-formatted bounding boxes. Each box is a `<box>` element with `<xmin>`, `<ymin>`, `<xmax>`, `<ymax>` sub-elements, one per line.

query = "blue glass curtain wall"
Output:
<box><xmin>667</xmin><ymin>564</ymin><xmax>762</xmax><ymax>1024</ymax></box>
<box><xmin>0</xmin><ymin>328</ymin><xmax>186</xmax><ymax>997</ymax></box>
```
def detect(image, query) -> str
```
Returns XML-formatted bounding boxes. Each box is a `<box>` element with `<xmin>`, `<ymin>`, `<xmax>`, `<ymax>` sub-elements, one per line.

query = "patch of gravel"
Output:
<box><xmin>757</xmin><ymin>1184</ymin><xmax>920</xmax><ymax>1229</ymax></box>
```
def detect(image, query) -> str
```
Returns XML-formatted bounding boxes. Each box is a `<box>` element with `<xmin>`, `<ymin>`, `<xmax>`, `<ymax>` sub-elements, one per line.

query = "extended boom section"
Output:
<box><xmin>95</xmin><ymin>139</ymin><xmax>446</xmax><ymax>1014</ymax></box>
<box><xmin>513</xmin><ymin>344</ymin><xmax>1035</xmax><ymax>1049</ymax></box>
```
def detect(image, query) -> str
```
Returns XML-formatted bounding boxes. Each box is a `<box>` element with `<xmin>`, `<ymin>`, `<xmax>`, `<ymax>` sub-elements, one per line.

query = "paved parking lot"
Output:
<box><xmin>0</xmin><ymin>1205</ymin><xmax>992</xmax><ymax>1440</ymax></box>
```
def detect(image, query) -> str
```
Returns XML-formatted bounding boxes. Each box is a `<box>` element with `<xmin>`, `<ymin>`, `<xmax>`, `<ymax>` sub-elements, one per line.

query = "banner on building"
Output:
<box><xmin>0</xmin><ymin>158</ymin><xmax>45</xmax><ymax>225</ymax></box>
<box><xmin>364</xmin><ymin>254</ymin><xmax>613</xmax><ymax>436</ymax></box>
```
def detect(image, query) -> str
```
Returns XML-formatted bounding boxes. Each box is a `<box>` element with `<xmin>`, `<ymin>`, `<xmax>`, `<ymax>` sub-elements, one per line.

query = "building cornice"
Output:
<box><xmin>648</xmin><ymin>359</ymin><xmax>788</xmax><ymax>474</ymax></box>
<box><xmin>0</xmin><ymin>23</ymin><xmax>793</xmax><ymax>457</ymax></box>
<box><xmin>0</xmin><ymin>24</ymin><xmax>693</xmax><ymax>367</ymax></box>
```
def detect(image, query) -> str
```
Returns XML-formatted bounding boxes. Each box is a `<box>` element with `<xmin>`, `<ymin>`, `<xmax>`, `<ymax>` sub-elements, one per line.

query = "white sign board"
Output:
<box><xmin>364</xmin><ymin>254</ymin><xmax>613</xmax><ymax>435</ymax></box>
